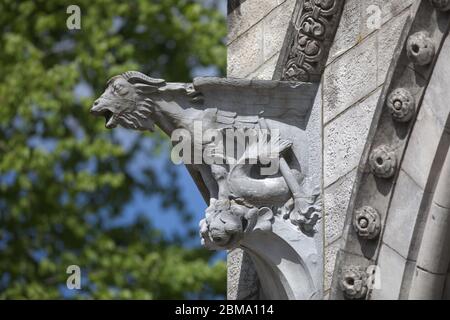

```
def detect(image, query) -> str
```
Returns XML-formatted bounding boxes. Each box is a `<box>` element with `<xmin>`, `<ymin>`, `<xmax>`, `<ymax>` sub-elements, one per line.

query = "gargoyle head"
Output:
<box><xmin>199</xmin><ymin>199</ymin><xmax>273</xmax><ymax>250</ymax></box>
<box><xmin>90</xmin><ymin>71</ymin><xmax>165</xmax><ymax>131</ymax></box>
<box><xmin>200</xmin><ymin>199</ymin><xmax>246</xmax><ymax>249</ymax></box>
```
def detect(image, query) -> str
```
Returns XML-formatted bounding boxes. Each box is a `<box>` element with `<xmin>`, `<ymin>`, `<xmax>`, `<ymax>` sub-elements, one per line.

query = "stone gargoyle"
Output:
<box><xmin>90</xmin><ymin>71</ymin><xmax>320</xmax><ymax>247</ymax></box>
<box><xmin>90</xmin><ymin>71</ymin><xmax>322</xmax><ymax>299</ymax></box>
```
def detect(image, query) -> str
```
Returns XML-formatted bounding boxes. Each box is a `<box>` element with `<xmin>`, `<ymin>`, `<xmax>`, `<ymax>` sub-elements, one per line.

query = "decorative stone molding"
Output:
<box><xmin>340</xmin><ymin>266</ymin><xmax>368</xmax><ymax>300</ymax></box>
<box><xmin>369</xmin><ymin>145</ymin><xmax>397</xmax><ymax>179</ymax></box>
<box><xmin>430</xmin><ymin>0</ymin><xmax>450</xmax><ymax>11</ymax></box>
<box><xmin>387</xmin><ymin>88</ymin><xmax>416</xmax><ymax>122</ymax></box>
<box><xmin>274</xmin><ymin>0</ymin><xmax>344</xmax><ymax>82</ymax></box>
<box><xmin>331</xmin><ymin>0</ymin><xmax>450</xmax><ymax>299</ymax></box>
<box><xmin>91</xmin><ymin>72</ymin><xmax>323</xmax><ymax>299</ymax></box>
<box><xmin>353</xmin><ymin>206</ymin><xmax>381</xmax><ymax>240</ymax></box>
<box><xmin>407</xmin><ymin>31</ymin><xmax>435</xmax><ymax>66</ymax></box>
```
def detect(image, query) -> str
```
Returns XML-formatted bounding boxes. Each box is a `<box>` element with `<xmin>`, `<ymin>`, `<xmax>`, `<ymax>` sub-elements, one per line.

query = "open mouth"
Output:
<box><xmin>102</xmin><ymin>110</ymin><xmax>116</xmax><ymax>128</ymax></box>
<box><xmin>91</xmin><ymin>106</ymin><xmax>117</xmax><ymax>129</ymax></box>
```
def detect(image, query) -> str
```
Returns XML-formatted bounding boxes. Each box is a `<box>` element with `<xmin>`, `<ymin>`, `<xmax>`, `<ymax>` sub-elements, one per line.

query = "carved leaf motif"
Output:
<box><xmin>282</xmin><ymin>0</ymin><xmax>342</xmax><ymax>81</ymax></box>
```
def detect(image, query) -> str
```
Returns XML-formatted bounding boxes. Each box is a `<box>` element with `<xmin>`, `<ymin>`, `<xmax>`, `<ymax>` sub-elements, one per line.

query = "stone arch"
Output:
<box><xmin>331</xmin><ymin>1</ymin><xmax>450</xmax><ymax>299</ymax></box>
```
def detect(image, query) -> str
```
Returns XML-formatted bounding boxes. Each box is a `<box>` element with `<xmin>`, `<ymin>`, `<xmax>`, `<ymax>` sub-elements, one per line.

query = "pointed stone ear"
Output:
<box><xmin>122</xmin><ymin>71</ymin><xmax>165</xmax><ymax>85</ymax></box>
<box><xmin>134</xmin><ymin>83</ymin><xmax>159</xmax><ymax>94</ymax></box>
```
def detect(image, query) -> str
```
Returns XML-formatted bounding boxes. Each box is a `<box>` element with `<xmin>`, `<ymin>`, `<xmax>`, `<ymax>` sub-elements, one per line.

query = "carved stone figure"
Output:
<box><xmin>91</xmin><ymin>71</ymin><xmax>323</xmax><ymax>299</ymax></box>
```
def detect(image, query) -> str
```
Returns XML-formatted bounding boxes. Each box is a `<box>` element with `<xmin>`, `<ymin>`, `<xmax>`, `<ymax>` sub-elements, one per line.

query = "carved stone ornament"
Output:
<box><xmin>369</xmin><ymin>145</ymin><xmax>397</xmax><ymax>179</ymax></box>
<box><xmin>340</xmin><ymin>266</ymin><xmax>368</xmax><ymax>300</ymax></box>
<box><xmin>429</xmin><ymin>0</ymin><xmax>450</xmax><ymax>11</ymax></box>
<box><xmin>280</xmin><ymin>0</ymin><xmax>343</xmax><ymax>81</ymax></box>
<box><xmin>91</xmin><ymin>71</ymin><xmax>323</xmax><ymax>299</ymax></box>
<box><xmin>386</xmin><ymin>88</ymin><xmax>416</xmax><ymax>122</ymax></box>
<box><xmin>406</xmin><ymin>31</ymin><xmax>436</xmax><ymax>66</ymax></box>
<box><xmin>353</xmin><ymin>206</ymin><xmax>381</xmax><ymax>240</ymax></box>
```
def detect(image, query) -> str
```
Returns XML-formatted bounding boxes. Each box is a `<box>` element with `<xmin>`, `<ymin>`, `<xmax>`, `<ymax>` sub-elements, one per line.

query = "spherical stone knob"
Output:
<box><xmin>407</xmin><ymin>31</ymin><xmax>435</xmax><ymax>66</ymax></box>
<box><xmin>340</xmin><ymin>266</ymin><xmax>368</xmax><ymax>300</ymax></box>
<box><xmin>429</xmin><ymin>0</ymin><xmax>450</xmax><ymax>11</ymax></box>
<box><xmin>353</xmin><ymin>206</ymin><xmax>381</xmax><ymax>239</ymax></box>
<box><xmin>387</xmin><ymin>88</ymin><xmax>416</xmax><ymax>122</ymax></box>
<box><xmin>369</xmin><ymin>145</ymin><xmax>397</xmax><ymax>179</ymax></box>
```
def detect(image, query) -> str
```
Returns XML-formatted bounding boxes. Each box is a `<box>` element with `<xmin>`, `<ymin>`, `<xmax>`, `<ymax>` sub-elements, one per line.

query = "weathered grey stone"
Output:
<box><xmin>429</xmin><ymin>0</ymin><xmax>450</xmax><ymax>12</ymax></box>
<box><xmin>409</xmin><ymin>268</ymin><xmax>447</xmax><ymax>299</ymax></box>
<box><xmin>327</xmin><ymin>0</ymin><xmax>363</xmax><ymax>62</ymax></box>
<box><xmin>274</xmin><ymin>0</ymin><xmax>345</xmax><ymax>82</ymax></box>
<box><xmin>262</xmin><ymin>0</ymin><xmax>295</xmax><ymax>61</ymax></box>
<box><xmin>247</xmin><ymin>52</ymin><xmax>278</xmax><ymax>80</ymax></box>
<box><xmin>306</xmin><ymin>85</ymin><xmax>323</xmax><ymax>186</ymax></box>
<box><xmin>370</xmin><ymin>244</ymin><xmax>408</xmax><ymax>300</ymax></box>
<box><xmin>369</xmin><ymin>144</ymin><xmax>398</xmax><ymax>179</ymax></box>
<box><xmin>323</xmin><ymin>34</ymin><xmax>378</xmax><ymax>124</ymax></box>
<box><xmin>91</xmin><ymin>71</ymin><xmax>323</xmax><ymax>300</ymax></box>
<box><xmin>406</xmin><ymin>31</ymin><xmax>436</xmax><ymax>66</ymax></box>
<box><xmin>360</xmin><ymin>0</ymin><xmax>414</xmax><ymax>39</ymax></box>
<box><xmin>416</xmin><ymin>203</ymin><xmax>450</xmax><ymax>274</ymax></box>
<box><xmin>421</xmin><ymin>34</ymin><xmax>450</xmax><ymax>128</ymax></box>
<box><xmin>324</xmin><ymin>169</ymin><xmax>357</xmax><ymax>244</ymax></box>
<box><xmin>227</xmin><ymin>0</ymin><xmax>282</xmax><ymax>45</ymax></box>
<box><xmin>382</xmin><ymin>169</ymin><xmax>425</xmax><ymax>259</ymax></box>
<box><xmin>227</xmin><ymin>23</ymin><xmax>264</xmax><ymax>77</ymax></box>
<box><xmin>444</xmin><ymin>273</ymin><xmax>450</xmax><ymax>299</ymax></box>
<box><xmin>402</xmin><ymin>104</ymin><xmax>443</xmax><ymax>189</ymax></box>
<box><xmin>353</xmin><ymin>206</ymin><xmax>381</xmax><ymax>240</ymax></box>
<box><xmin>377</xmin><ymin>8</ymin><xmax>411</xmax><ymax>86</ymax></box>
<box><xmin>332</xmin><ymin>250</ymin><xmax>375</xmax><ymax>300</ymax></box>
<box><xmin>339</xmin><ymin>265</ymin><xmax>369</xmax><ymax>300</ymax></box>
<box><xmin>386</xmin><ymin>88</ymin><xmax>416</xmax><ymax>122</ymax></box>
<box><xmin>331</xmin><ymin>0</ymin><xmax>450</xmax><ymax>300</ymax></box>
<box><xmin>324</xmin><ymin>89</ymin><xmax>380</xmax><ymax>187</ymax></box>
<box><xmin>227</xmin><ymin>248</ymin><xmax>260</xmax><ymax>300</ymax></box>
<box><xmin>325</xmin><ymin>240</ymin><xmax>341</xmax><ymax>291</ymax></box>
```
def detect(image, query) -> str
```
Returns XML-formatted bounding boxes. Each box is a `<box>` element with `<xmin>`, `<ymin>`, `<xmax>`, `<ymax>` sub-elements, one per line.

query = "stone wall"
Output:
<box><xmin>225</xmin><ymin>0</ymin><xmax>417</xmax><ymax>299</ymax></box>
<box><xmin>323</xmin><ymin>0</ymin><xmax>415</xmax><ymax>296</ymax></box>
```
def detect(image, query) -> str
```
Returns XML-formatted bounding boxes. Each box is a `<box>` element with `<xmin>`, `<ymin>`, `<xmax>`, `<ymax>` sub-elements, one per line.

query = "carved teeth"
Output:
<box><xmin>353</xmin><ymin>206</ymin><xmax>381</xmax><ymax>239</ymax></box>
<box><xmin>369</xmin><ymin>145</ymin><xmax>397</xmax><ymax>179</ymax></box>
<box><xmin>104</xmin><ymin>111</ymin><xmax>117</xmax><ymax>129</ymax></box>
<box><xmin>387</xmin><ymin>88</ymin><xmax>416</xmax><ymax>122</ymax></box>
<box><xmin>406</xmin><ymin>31</ymin><xmax>435</xmax><ymax>66</ymax></box>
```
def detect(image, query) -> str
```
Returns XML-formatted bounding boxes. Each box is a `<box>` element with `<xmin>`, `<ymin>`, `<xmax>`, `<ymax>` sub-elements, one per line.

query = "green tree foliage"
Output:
<box><xmin>0</xmin><ymin>0</ymin><xmax>227</xmax><ymax>299</ymax></box>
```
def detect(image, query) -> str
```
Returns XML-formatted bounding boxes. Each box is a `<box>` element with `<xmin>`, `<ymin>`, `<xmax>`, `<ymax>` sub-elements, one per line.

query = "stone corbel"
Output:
<box><xmin>90</xmin><ymin>72</ymin><xmax>322</xmax><ymax>299</ymax></box>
